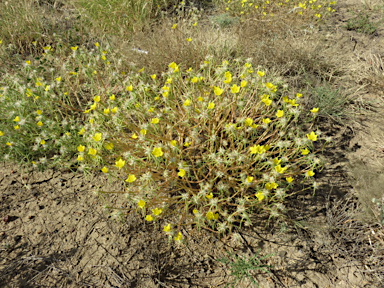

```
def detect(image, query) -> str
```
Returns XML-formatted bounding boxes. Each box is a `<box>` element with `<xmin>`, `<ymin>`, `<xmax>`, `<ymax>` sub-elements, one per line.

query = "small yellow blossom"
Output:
<box><xmin>145</xmin><ymin>215</ymin><xmax>154</xmax><ymax>221</ymax></box>
<box><xmin>170</xmin><ymin>140</ymin><xmax>177</xmax><ymax>147</ymax></box>
<box><xmin>306</xmin><ymin>131</ymin><xmax>318</xmax><ymax>141</ymax></box>
<box><xmin>206</xmin><ymin>211</ymin><xmax>219</xmax><ymax>220</ymax></box>
<box><xmin>0</xmin><ymin>131</ymin><xmax>4</xmax><ymax>136</ymax></box>
<box><xmin>256</xmin><ymin>191</ymin><xmax>265</xmax><ymax>201</ymax></box>
<box><xmin>257</xmin><ymin>71</ymin><xmax>265</xmax><ymax>77</ymax></box>
<box><xmin>296</xmin><ymin>93</ymin><xmax>303</xmax><ymax>98</ymax></box>
<box><xmin>13</xmin><ymin>116</ymin><xmax>20</xmax><ymax>122</ymax></box>
<box><xmin>186</xmin><ymin>37</ymin><xmax>192</xmax><ymax>42</ymax></box>
<box><xmin>152</xmin><ymin>208</ymin><xmax>163</xmax><ymax>216</ymax></box>
<box><xmin>14</xmin><ymin>125</ymin><xmax>20</xmax><ymax>130</ymax></box>
<box><xmin>183</xmin><ymin>99</ymin><xmax>191</xmax><ymax>106</ymax></box>
<box><xmin>276</xmin><ymin>110</ymin><xmax>284</xmax><ymax>118</ymax></box>
<box><xmin>310</xmin><ymin>107</ymin><xmax>319</xmax><ymax>113</ymax></box>
<box><xmin>78</xmin><ymin>128</ymin><xmax>85</xmax><ymax>135</ymax></box>
<box><xmin>152</xmin><ymin>147</ymin><xmax>163</xmax><ymax>157</ymax></box>
<box><xmin>178</xmin><ymin>169</ymin><xmax>186</xmax><ymax>177</ymax></box>
<box><xmin>105</xmin><ymin>142</ymin><xmax>114</xmax><ymax>150</ymax></box>
<box><xmin>115</xmin><ymin>159</ymin><xmax>125</xmax><ymax>169</ymax></box>
<box><xmin>184</xmin><ymin>142</ymin><xmax>191</xmax><ymax>147</ymax></box>
<box><xmin>286</xmin><ymin>177</ymin><xmax>294</xmax><ymax>183</ymax></box>
<box><xmin>206</xmin><ymin>193</ymin><xmax>214</xmax><ymax>199</ymax></box>
<box><xmin>101</xmin><ymin>167</ymin><xmax>108</xmax><ymax>173</ymax></box>
<box><xmin>126</xmin><ymin>85</ymin><xmax>133</xmax><ymax>92</ymax></box>
<box><xmin>241</xmin><ymin>80</ymin><xmax>248</xmax><ymax>87</ymax></box>
<box><xmin>275</xmin><ymin>165</ymin><xmax>288</xmax><ymax>174</ymax></box>
<box><xmin>125</xmin><ymin>174</ymin><xmax>137</xmax><ymax>183</ymax></box>
<box><xmin>77</xmin><ymin>145</ymin><xmax>85</xmax><ymax>152</ymax></box>
<box><xmin>88</xmin><ymin>148</ymin><xmax>97</xmax><ymax>156</ymax></box>
<box><xmin>301</xmin><ymin>148</ymin><xmax>310</xmax><ymax>155</ymax></box>
<box><xmin>163</xmin><ymin>224</ymin><xmax>172</xmax><ymax>232</ymax></box>
<box><xmin>245</xmin><ymin>118</ymin><xmax>253</xmax><ymax>126</ymax></box>
<box><xmin>37</xmin><ymin>121</ymin><xmax>43</xmax><ymax>126</ymax></box>
<box><xmin>132</xmin><ymin>133</ymin><xmax>138</xmax><ymax>139</ymax></box>
<box><xmin>109</xmin><ymin>94</ymin><xmax>116</xmax><ymax>100</ymax></box>
<box><xmin>307</xmin><ymin>170</ymin><xmax>315</xmax><ymax>177</ymax></box>
<box><xmin>230</xmin><ymin>84</ymin><xmax>240</xmax><ymax>94</ymax></box>
<box><xmin>207</xmin><ymin>102</ymin><xmax>215</xmax><ymax>109</ymax></box>
<box><xmin>172</xmin><ymin>24</ymin><xmax>177</xmax><ymax>29</ymax></box>
<box><xmin>71</xmin><ymin>46</ymin><xmax>78</xmax><ymax>51</ymax></box>
<box><xmin>77</xmin><ymin>155</ymin><xmax>84</xmax><ymax>161</ymax></box>
<box><xmin>25</xmin><ymin>60</ymin><xmax>31</xmax><ymax>65</ymax></box>
<box><xmin>262</xmin><ymin>118</ymin><xmax>271</xmax><ymax>124</ymax></box>
<box><xmin>36</xmin><ymin>110</ymin><xmax>42</xmax><ymax>115</ymax></box>
<box><xmin>213</xmin><ymin>86</ymin><xmax>224</xmax><ymax>96</ymax></box>
<box><xmin>174</xmin><ymin>232</ymin><xmax>183</xmax><ymax>241</ymax></box>
<box><xmin>151</xmin><ymin>118</ymin><xmax>160</xmax><ymax>124</ymax></box>
<box><xmin>104</xmin><ymin>108</ymin><xmax>110</xmax><ymax>114</ymax></box>
<box><xmin>246</xmin><ymin>176</ymin><xmax>254</xmax><ymax>183</ymax></box>
<box><xmin>94</xmin><ymin>95</ymin><xmax>101</xmax><ymax>102</ymax></box>
<box><xmin>140</xmin><ymin>129</ymin><xmax>147</xmax><ymax>136</ymax></box>
<box><xmin>111</xmin><ymin>107</ymin><xmax>118</xmax><ymax>113</ymax></box>
<box><xmin>138</xmin><ymin>200</ymin><xmax>146</xmax><ymax>209</ymax></box>
<box><xmin>151</xmin><ymin>74</ymin><xmax>157</xmax><ymax>80</ymax></box>
<box><xmin>265</xmin><ymin>182</ymin><xmax>278</xmax><ymax>190</ymax></box>
<box><xmin>92</xmin><ymin>133</ymin><xmax>102</xmax><ymax>141</ymax></box>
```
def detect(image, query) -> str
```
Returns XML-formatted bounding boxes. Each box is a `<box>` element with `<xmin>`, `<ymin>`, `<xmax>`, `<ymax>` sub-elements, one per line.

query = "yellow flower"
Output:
<box><xmin>191</xmin><ymin>77</ymin><xmax>198</xmax><ymax>83</ymax></box>
<box><xmin>163</xmin><ymin>224</ymin><xmax>172</xmax><ymax>232</ymax></box>
<box><xmin>197</xmin><ymin>96</ymin><xmax>203</xmax><ymax>102</ymax></box>
<box><xmin>241</xmin><ymin>80</ymin><xmax>248</xmax><ymax>87</ymax></box>
<box><xmin>0</xmin><ymin>131</ymin><xmax>4</xmax><ymax>136</ymax></box>
<box><xmin>152</xmin><ymin>208</ymin><xmax>163</xmax><ymax>216</ymax></box>
<box><xmin>104</xmin><ymin>108</ymin><xmax>110</xmax><ymax>114</ymax></box>
<box><xmin>276</xmin><ymin>110</ymin><xmax>284</xmax><ymax>118</ymax></box>
<box><xmin>140</xmin><ymin>129</ymin><xmax>147</xmax><ymax>135</ymax></box>
<box><xmin>152</xmin><ymin>147</ymin><xmax>163</xmax><ymax>157</ymax></box>
<box><xmin>101</xmin><ymin>167</ymin><xmax>108</xmax><ymax>173</ymax></box>
<box><xmin>178</xmin><ymin>169</ymin><xmax>186</xmax><ymax>177</ymax></box>
<box><xmin>126</xmin><ymin>85</ymin><xmax>133</xmax><ymax>92</ymax></box>
<box><xmin>286</xmin><ymin>177</ymin><xmax>294</xmax><ymax>183</ymax></box>
<box><xmin>224</xmin><ymin>76</ymin><xmax>232</xmax><ymax>84</ymax></box>
<box><xmin>169</xmin><ymin>62</ymin><xmax>179</xmax><ymax>72</ymax></box>
<box><xmin>71</xmin><ymin>46</ymin><xmax>78</xmax><ymax>51</ymax></box>
<box><xmin>255</xmin><ymin>191</ymin><xmax>265</xmax><ymax>201</ymax></box>
<box><xmin>262</xmin><ymin>118</ymin><xmax>271</xmax><ymax>124</ymax></box>
<box><xmin>105</xmin><ymin>142</ymin><xmax>114</xmax><ymax>150</ymax></box>
<box><xmin>206</xmin><ymin>211</ymin><xmax>219</xmax><ymax>220</ymax></box>
<box><xmin>125</xmin><ymin>174</ymin><xmax>137</xmax><ymax>183</ymax></box>
<box><xmin>151</xmin><ymin>74</ymin><xmax>157</xmax><ymax>80</ymax></box>
<box><xmin>301</xmin><ymin>148</ymin><xmax>310</xmax><ymax>155</ymax></box>
<box><xmin>193</xmin><ymin>21</ymin><xmax>198</xmax><ymax>26</ymax></box>
<box><xmin>13</xmin><ymin>116</ymin><xmax>20</xmax><ymax>122</ymax></box>
<box><xmin>92</xmin><ymin>133</ymin><xmax>102</xmax><ymax>141</ymax></box>
<box><xmin>25</xmin><ymin>60</ymin><xmax>31</xmax><ymax>65</ymax></box>
<box><xmin>246</xmin><ymin>176</ymin><xmax>254</xmax><ymax>183</ymax></box>
<box><xmin>93</xmin><ymin>95</ymin><xmax>101</xmax><ymax>102</ymax></box>
<box><xmin>174</xmin><ymin>232</ymin><xmax>183</xmax><ymax>241</ymax></box>
<box><xmin>172</xmin><ymin>24</ymin><xmax>177</xmax><ymax>29</ymax></box>
<box><xmin>257</xmin><ymin>71</ymin><xmax>265</xmax><ymax>77</ymax></box>
<box><xmin>310</xmin><ymin>107</ymin><xmax>319</xmax><ymax>113</ymax></box>
<box><xmin>115</xmin><ymin>159</ymin><xmax>125</xmax><ymax>169</ymax></box>
<box><xmin>77</xmin><ymin>145</ymin><xmax>85</xmax><ymax>152</ymax></box>
<box><xmin>111</xmin><ymin>107</ymin><xmax>118</xmax><ymax>113</ymax></box>
<box><xmin>77</xmin><ymin>155</ymin><xmax>84</xmax><ymax>161</ymax></box>
<box><xmin>138</xmin><ymin>67</ymin><xmax>145</xmax><ymax>73</ymax></box>
<box><xmin>206</xmin><ymin>193</ymin><xmax>214</xmax><ymax>199</ymax></box>
<box><xmin>170</xmin><ymin>140</ymin><xmax>177</xmax><ymax>147</ymax></box>
<box><xmin>88</xmin><ymin>148</ymin><xmax>97</xmax><ymax>155</ymax></box>
<box><xmin>307</xmin><ymin>170</ymin><xmax>315</xmax><ymax>177</ymax></box>
<box><xmin>78</xmin><ymin>128</ymin><xmax>85</xmax><ymax>135</ymax></box>
<box><xmin>36</xmin><ymin>110</ymin><xmax>42</xmax><ymax>115</ymax></box>
<box><xmin>296</xmin><ymin>93</ymin><xmax>303</xmax><ymax>98</ymax></box>
<box><xmin>265</xmin><ymin>182</ymin><xmax>278</xmax><ymax>190</ymax></box>
<box><xmin>138</xmin><ymin>200</ymin><xmax>146</xmax><ymax>209</ymax></box>
<box><xmin>183</xmin><ymin>99</ymin><xmax>191</xmax><ymax>106</ymax></box>
<box><xmin>245</xmin><ymin>118</ymin><xmax>253</xmax><ymax>126</ymax></box>
<box><xmin>14</xmin><ymin>125</ymin><xmax>20</xmax><ymax>130</ymax></box>
<box><xmin>249</xmin><ymin>144</ymin><xmax>266</xmax><ymax>154</ymax></box>
<box><xmin>213</xmin><ymin>86</ymin><xmax>223</xmax><ymax>96</ymax></box>
<box><xmin>275</xmin><ymin>165</ymin><xmax>287</xmax><ymax>174</ymax></box>
<box><xmin>306</xmin><ymin>131</ymin><xmax>318</xmax><ymax>141</ymax></box>
<box><xmin>151</xmin><ymin>118</ymin><xmax>160</xmax><ymax>124</ymax></box>
<box><xmin>184</xmin><ymin>142</ymin><xmax>191</xmax><ymax>147</ymax></box>
<box><xmin>207</xmin><ymin>102</ymin><xmax>215</xmax><ymax>109</ymax></box>
<box><xmin>37</xmin><ymin>121</ymin><xmax>43</xmax><ymax>126</ymax></box>
<box><xmin>145</xmin><ymin>215</ymin><xmax>154</xmax><ymax>221</ymax></box>
<box><xmin>94</xmin><ymin>42</ymin><xmax>99</xmax><ymax>47</ymax></box>
<box><xmin>132</xmin><ymin>133</ymin><xmax>138</xmax><ymax>139</ymax></box>
<box><xmin>186</xmin><ymin>37</ymin><xmax>192</xmax><ymax>42</ymax></box>
<box><xmin>230</xmin><ymin>84</ymin><xmax>240</xmax><ymax>94</ymax></box>
<box><xmin>109</xmin><ymin>94</ymin><xmax>116</xmax><ymax>100</ymax></box>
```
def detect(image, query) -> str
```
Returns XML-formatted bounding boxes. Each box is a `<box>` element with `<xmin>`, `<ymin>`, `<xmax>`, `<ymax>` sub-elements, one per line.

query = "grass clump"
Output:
<box><xmin>345</xmin><ymin>13</ymin><xmax>378</xmax><ymax>35</ymax></box>
<box><xmin>74</xmin><ymin>53</ymin><xmax>328</xmax><ymax>241</ymax></box>
<box><xmin>217</xmin><ymin>248</ymin><xmax>273</xmax><ymax>287</ymax></box>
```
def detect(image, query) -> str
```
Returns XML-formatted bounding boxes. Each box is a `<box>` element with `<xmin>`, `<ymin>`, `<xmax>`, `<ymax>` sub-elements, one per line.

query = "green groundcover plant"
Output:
<box><xmin>0</xmin><ymin>42</ymin><xmax>329</xmax><ymax>242</ymax></box>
